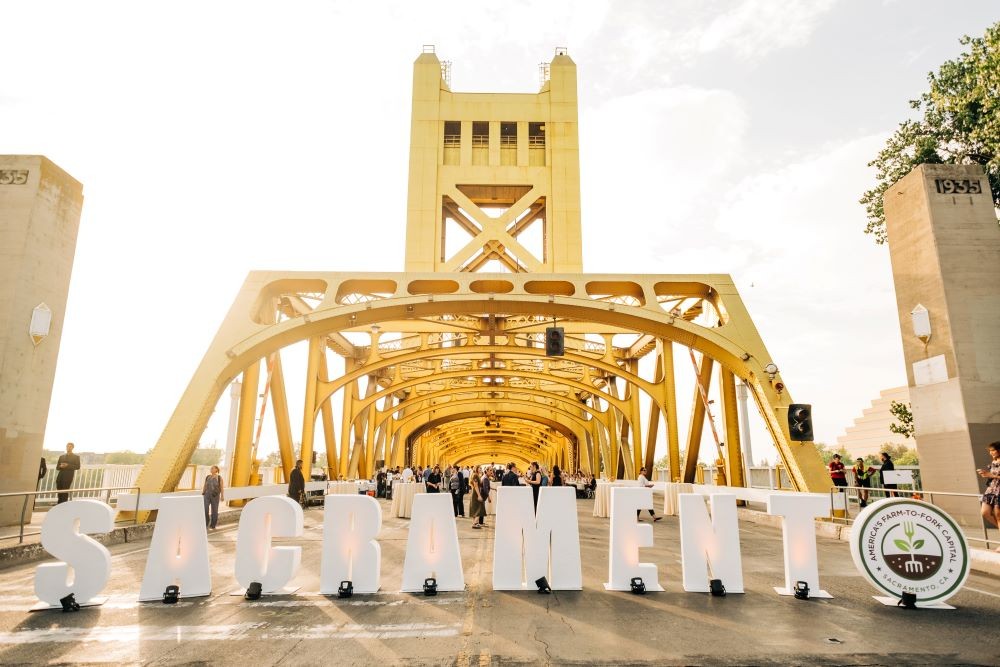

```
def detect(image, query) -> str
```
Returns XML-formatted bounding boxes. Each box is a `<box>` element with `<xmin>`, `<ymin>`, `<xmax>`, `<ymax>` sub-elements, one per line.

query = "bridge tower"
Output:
<box><xmin>405</xmin><ymin>46</ymin><xmax>582</xmax><ymax>273</ymax></box>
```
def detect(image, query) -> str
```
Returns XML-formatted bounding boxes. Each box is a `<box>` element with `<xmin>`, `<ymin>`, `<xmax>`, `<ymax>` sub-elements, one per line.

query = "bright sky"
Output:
<box><xmin>5</xmin><ymin>1</ymin><xmax>998</xmax><ymax>464</ymax></box>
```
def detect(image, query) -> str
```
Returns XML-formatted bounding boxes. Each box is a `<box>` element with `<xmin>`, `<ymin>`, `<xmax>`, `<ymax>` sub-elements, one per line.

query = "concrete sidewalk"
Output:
<box><xmin>0</xmin><ymin>498</ymin><xmax>998</xmax><ymax>665</ymax></box>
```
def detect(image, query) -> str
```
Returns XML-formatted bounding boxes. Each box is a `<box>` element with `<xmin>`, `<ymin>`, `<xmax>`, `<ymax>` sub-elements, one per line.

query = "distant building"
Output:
<box><xmin>836</xmin><ymin>386</ymin><xmax>914</xmax><ymax>459</ymax></box>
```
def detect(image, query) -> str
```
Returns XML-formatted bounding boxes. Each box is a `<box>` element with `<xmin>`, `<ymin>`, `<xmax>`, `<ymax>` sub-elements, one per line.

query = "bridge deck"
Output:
<box><xmin>0</xmin><ymin>499</ymin><xmax>997</xmax><ymax>665</ymax></box>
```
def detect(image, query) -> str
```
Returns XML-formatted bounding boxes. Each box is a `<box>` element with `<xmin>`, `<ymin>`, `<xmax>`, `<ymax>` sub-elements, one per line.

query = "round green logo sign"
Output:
<box><xmin>850</xmin><ymin>499</ymin><xmax>969</xmax><ymax>605</ymax></box>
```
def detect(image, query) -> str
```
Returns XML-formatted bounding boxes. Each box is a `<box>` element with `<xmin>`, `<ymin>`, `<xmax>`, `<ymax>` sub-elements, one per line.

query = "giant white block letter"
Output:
<box><xmin>234</xmin><ymin>496</ymin><xmax>304</xmax><ymax>593</ymax></box>
<box><xmin>679</xmin><ymin>493</ymin><xmax>744</xmax><ymax>593</ymax></box>
<box><xmin>605</xmin><ymin>487</ymin><xmax>664</xmax><ymax>591</ymax></box>
<box><xmin>320</xmin><ymin>494</ymin><xmax>382</xmax><ymax>594</ymax></box>
<box><xmin>401</xmin><ymin>493</ymin><xmax>464</xmax><ymax>592</ymax></box>
<box><xmin>139</xmin><ymin>496</ymin><xmax>212</xmax><ymax>601</ymax></box>
<box><xmin>34</xmin><ymin>499</ymin><xmax>114</xmax><ymax>606</ymax></box>
<box><xmin>493</xmin><ymin>486</ymin><xmax>581</xmax><ymax>590</ymax></box>
<box><xmin>767</xmin><ymin>493</ymin><xmax>831</xmax><ymax>598</ymax></box>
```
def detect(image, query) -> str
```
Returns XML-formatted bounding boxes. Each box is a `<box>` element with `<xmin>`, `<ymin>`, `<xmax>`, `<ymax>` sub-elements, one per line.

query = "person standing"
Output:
<box><xmin>288</xmin><ymin>459</ymin><xmax>305</xmax><ymax>505</ymax></box>
<box><xmin>471</xmin><ymin>468</ymin><xmax>490</xmax><ymax>528</ymax></box>
<box><xmin>202</xmin><ymin>465</ymin><xmax>224</xmax><ymax>530</ymax></box>
<box><xmin>977</xmin><ymin>442</ymin><xmax>1000</xmax><ymax>544</ymax></box>
<box><xmin>426</xmin><ymin>465</ymin><xmax>442</xmax><ymax>493</ymax></box>
<box><xmin>879</xmin><ymin>452</ymin><xmax>897</xmax><ymax>497</ymax></box>
<box><xmin>402</xmin><ymin>466</ymin><xmax>414</xmax><ymax>482</ymax></box>
<box><xmin>636</xmin><ymin>466</ymin><xmax>662</xmax><ymax>521</ymax></box>
<box><xmin>501</xmin><ymin>462</ymin><xmax>520</xmax><ymax>487</ymax></box>
<box><xmin>852</xmin><ymin>457</ymin><xmax>876</xmax><ymax>508</ymax></box>
<box><xmin>526</xmin><ymin>462</ymin><xmax>542</xmax><ymax>510</ymax></box>
<box><xmin>55</xmin><ymin>442</ymin><xmax>81</xmax><ymax>504</ymax></box>
<box><xmin>551</xmin><ymin>465</ymin><xmax>563</xmax><ymax>487</ymax></box>
<box><xmin>828</xmin><ymin>454</ymin><xmax>847</xmax><ymax>491</ymax></box>
<box><xmin>449</xmin><ymin>467</ymin><xmax>463</xmax><ymax>516</ymax></box>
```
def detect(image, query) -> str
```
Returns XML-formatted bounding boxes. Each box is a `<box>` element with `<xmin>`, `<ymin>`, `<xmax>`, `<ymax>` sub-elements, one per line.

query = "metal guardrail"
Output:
<box><xmin>0</xmin><ymin>486</ymin><xmax>140</xmax><ymax>545</ymax></box>
<box><xmin>828</xmin><ymin>484</ymin><xmax>996</xmax><ymax>550</ymax></box>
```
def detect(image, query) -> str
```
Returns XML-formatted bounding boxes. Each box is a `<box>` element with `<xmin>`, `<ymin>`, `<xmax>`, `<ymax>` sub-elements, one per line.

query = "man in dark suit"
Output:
<box><xmin>501</xmin><ymin>462</ymin><xmax>520</xmax><ymax>487</ymax></box>
<box><xmin>56</xmin><ymin>442</ymin><xmax>81</xmax><ymax>504</ymax></box>
<box><xmin>288</xmin><ymin>459</ymin><xmax>306</xmax><ymax>506</ymax></box>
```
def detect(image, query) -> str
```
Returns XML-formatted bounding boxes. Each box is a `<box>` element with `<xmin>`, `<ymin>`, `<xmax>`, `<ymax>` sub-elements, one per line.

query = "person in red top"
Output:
<box><xmin>828</xmin><ymin>453</ymin><xmax>847</xmax><ymax>490</ymax></box>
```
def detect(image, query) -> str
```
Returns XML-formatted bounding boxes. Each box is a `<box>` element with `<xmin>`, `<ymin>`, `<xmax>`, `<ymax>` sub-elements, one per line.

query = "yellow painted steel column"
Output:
<box><xmin>681</xmin><ymin>354</ymin><xmax>714</xmax><ymax>483</ymax></box>
<box><xmin>720</xmin><ymin>368</ymin><xmax>746</xmax><ymax>488</ymax></box>
<box><xmin>658</xmin><ymin>340</ymin><xmax>680</xmax><ymax>481</ymax></box>
<box><xmin>268</xmin><ymin>352</ymin><xmax>295</xmax><ymax>482</ymax></box>
<box><xmin>230</xmin><ymin>359</ymin><xmax>260</xmax><ymax>503</ymax></box>
<box><xmin>317</xmin><ymin>351</ymin><xmax>338</xmax><ymax>479</ymax></box>
<box><xmin>299</xmin><ymin>337</ymin><xmax>322</xmax><ymax>479</ymax></box>
<box><xmin>627</xmin><ymin>374</ymin><xmax>643</xmax><ymax>477</ymax></box>
<box><xmin>338</xmin><ymin>372</ymin><xmax>356</xmax><ymax>479</ymax></box>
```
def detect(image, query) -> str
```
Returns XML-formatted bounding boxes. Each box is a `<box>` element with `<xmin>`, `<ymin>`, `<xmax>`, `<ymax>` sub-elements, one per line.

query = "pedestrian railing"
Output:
<box><xmin>0</xmin><ymin>486</ymin><xmax>140</xmax><ymax>545</ymax></box>
<box><xmin>828</xmin><ymin>484</ymin><xmax>996</xmax><ymax>550</ymax></box>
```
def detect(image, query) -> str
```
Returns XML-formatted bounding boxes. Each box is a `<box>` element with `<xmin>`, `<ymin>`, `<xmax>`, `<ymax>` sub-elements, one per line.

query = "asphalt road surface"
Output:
<box><xmin>0</xmin><ymin>499</ymin><xmax>998</xmax><ymax>666</ymax></box>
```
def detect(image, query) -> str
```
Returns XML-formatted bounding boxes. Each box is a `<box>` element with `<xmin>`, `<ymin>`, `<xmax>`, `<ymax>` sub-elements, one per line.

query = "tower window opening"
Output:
<box><xmin>500</xmin><ymin>121</ymin><xmax>517</xmax><ymax>166</ymax></box>
<box><xmin>528</xmin><ymin>123</ymin><xmax>545</xmax><ymax>147</ymax></box>
<box><xmin>472</xmin><ymin>122</ymin><xmax>489</xmax><ymax>147</ymax></box>
<box><xmin>443</xmin><ymin>121</ymin><xmax>461</xmax><ymax>165</ymax></box>
<box><xmin>472</xmin><ymin>121</ymin><xmax>489</xmax><ymax>166</ymax></box>
<box><xmin>443</xmin><ymin>121</ymin><xmax>461</xmax><ymax>146</ymax></box>
<box><xmin>528</xmin><ymin>122</ymin><xmax>545</xmax><ymax>166</ymax></box>
<box><xmin>500</xmin><ymin>122</ymin><xmax>517</xmax><ymax>147</ymax></box>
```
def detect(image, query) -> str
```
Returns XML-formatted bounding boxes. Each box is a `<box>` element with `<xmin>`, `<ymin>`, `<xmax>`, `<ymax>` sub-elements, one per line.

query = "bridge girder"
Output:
<box><xmin>128</xmin><ymin>271</ymin><xmax>827</xmax><ymax>517</ymax></box>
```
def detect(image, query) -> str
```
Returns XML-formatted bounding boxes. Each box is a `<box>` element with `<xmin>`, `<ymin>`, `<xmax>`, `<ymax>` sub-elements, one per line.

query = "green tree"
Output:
<box><xmin>889</xmin><ymin>400</ymin><xmax>915</xmax><ymax>439</ymax></box>
<box><xmin>104</xmin><ymin>450</ymin><xmax>146</xmax><ymax>465</ymax></box>
<box><xmin>813</xmin><ymin>442</ymin><xmax>849</xmax><ymax>465</ymax></box>
<box><xmin>190</xmin><ymin>447</ymin><xmax>223</xmax><ymax>466</ymax></box>
<box><xmin>861</xmin><ymin>22</ymin><xmax>1000</xmax><ymax>243</ymax></box>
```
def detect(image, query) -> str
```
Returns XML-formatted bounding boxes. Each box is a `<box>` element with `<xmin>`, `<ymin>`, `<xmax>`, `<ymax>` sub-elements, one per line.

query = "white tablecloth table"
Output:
<box><xmin>662</xmin><ymin>482</ymin><xmax>694</xmax><ymax>516</ymax></box>
<box><xmin>592</xmin><ymin>482</ymin><xmax>612</xmax><ymax>517</ymax></box>
<box><xmin>328</xmin><ymin>481</ymin><xmax>360</xmax><ymax>495</ymax></box>
<box><xmin>485</xmin><ymin>487</ymin><xmax>498</xmax><ymax>515</ymax></box>
<box><xmin>592</xmin><ymin>480</ymin><xmax>642</xmax><ymax>518</ymax></box>
<box><xmin>389</xmin><ymin>481</ymin><xmax>426</xmax><ymax>518</ymax></box>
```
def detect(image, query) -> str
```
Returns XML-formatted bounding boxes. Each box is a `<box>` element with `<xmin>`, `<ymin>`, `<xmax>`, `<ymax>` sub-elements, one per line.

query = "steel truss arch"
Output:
<box><xmin>133</xmin><ymin>271</ymin><xmax>828</xmax><ymax>505</ymax></box>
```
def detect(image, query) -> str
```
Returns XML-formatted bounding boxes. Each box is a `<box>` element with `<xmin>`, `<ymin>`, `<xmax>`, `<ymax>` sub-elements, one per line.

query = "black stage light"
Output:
<box><xmin>629</xmin><ymin>577</ymin><xmax>646</xmax><ymax>595</ymax></box>
<box><xmin>163</xmin><ymin>584</ymin><xmax>180</xmax><ymax>604</ymax></box>
<box><xmin>423</xmin><ymin>577</ymin><xmax>438</xmax><ymax>596</ymax></box>
<box><xmin>898</xmin><ymin>592</ymin><xmax>917</xmax><ymax>609</ymax></box>
<box><xmin>338</xmin><ymin>580</ymin><xmax>354</xmax><ymax>599</ymax></box>
<box><xmin>709</xmin><ymin>579</ymin><xmax>726</xmax><ymax>597</ymax></box>
<box><xmin>245</xmin><ymin>582</ymin><xmax>263</xmax><ymax>600</ymax></box>
<box><xmin>535</xmin><ymin>576</ymin><xmax>551</xmax><ymax>594</ymax></box>
<box><xmin>793</xmin><ymin>581</ymin><xmax>810</xmax><ymax>600</ymax></box>
<box><xmin>59</xmin><ymin>593</ymin><xmax>80</xmax><ymax>612</ymax></box>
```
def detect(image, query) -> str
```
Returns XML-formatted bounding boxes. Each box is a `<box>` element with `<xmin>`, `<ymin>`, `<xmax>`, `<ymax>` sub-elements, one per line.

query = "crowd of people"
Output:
<box><xmin>365</xmin><ymin>462</ymin><xmax>602</xmax><ymax>527</ymax></box>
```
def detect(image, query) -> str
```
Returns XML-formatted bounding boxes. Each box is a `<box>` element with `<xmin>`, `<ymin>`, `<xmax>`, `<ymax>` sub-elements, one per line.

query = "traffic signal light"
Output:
<box><xmin>545</xmin><ymin>326</ymin><xmax>564</xmax><ymax>356</ymax></box>
<box><xmin>788</xmin><ymin>403</ymin><xmax>813</xmax><ymax>441</ymax></box>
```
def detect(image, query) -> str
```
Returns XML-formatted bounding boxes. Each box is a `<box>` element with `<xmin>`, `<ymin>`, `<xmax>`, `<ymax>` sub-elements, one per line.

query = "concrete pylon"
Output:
<box><xmin>884</xmin><ymin>163</ymin><xmax>1000</xmax><ymax>522</ymax></box>
<box><xmin>0</xmin><ymin>157</ymin><xmax>83</xmax><ymax>525</ymax></box>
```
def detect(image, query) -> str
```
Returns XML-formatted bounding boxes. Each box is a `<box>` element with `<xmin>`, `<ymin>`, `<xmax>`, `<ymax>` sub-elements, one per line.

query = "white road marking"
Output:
<box><xmin>964</xmin><ymin>586</ymin><xmax>1000</xmax><ymax>599</ymax></box>
<box><xmin>0</xmin><ymin>622</ymin><xmax>460</xmax><ymax>643</ymax></box>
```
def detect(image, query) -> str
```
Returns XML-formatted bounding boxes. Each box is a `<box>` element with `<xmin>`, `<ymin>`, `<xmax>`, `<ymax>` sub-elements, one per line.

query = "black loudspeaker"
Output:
<box><xmin>793</xmin><ymin>580</ymin><xmax>810</xmax><ymax>600</ymax></box>
<box><xmin>60</xmin><ymin>593</ymin><xmax>80</xmax><ymax>612</ymax></box>
<box><xmin>245</xmin><ymin>582</ymin><xmax>263</xmax><ymax>600</ymax></box>
<box><xmin>709</xmin><ymin>579</ymin><xmax>726</xmax><ymax>597</ymax></box>
<box><xmin>423</xmin><ymin>578</ymin><xmax>438</xmax><ymax>596</ymax></box>
<box><xmin>163</xmin><ymin>585</ymin><xmax>180</xmax><ymax>604</ymax></box>
<box><xmin>898</xmin><ymin>592</ymin><xmax>917</xmax><ymax>609</ymax></box>
<box><xmin>788</xmin><ymin>404</ymin><xmax>814</xmax><ymax>442</ymax></box>
<box><xmin>545</xmin><ymin>326</ymin><xmax>565</xmax><ymax>357</ymax></box>
<box><xmin>535</xmin><ymin>576</ymin><xmax>551</xmax><ymax>594</ymax></box>
<box><xmin>629</xmin><ymin>577</ymin><xmax>646</xmax><ymax>595</ymax></box>
<box><xmin>338</xmin><ymin>581</ymin><xmax>354</xmax><ymax>599</ymax></box>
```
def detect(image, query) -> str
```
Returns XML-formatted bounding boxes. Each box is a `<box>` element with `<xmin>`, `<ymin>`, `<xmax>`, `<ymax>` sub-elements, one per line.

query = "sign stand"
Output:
<box><xmin>872</xmin><ymin>595</ymin><xmax>955</xmax><ymax>610</ymax></box>
<box><xmin>29</xmin><ymin>596</ymin><xmax>108</xmax><ymax>612</ymax></box>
